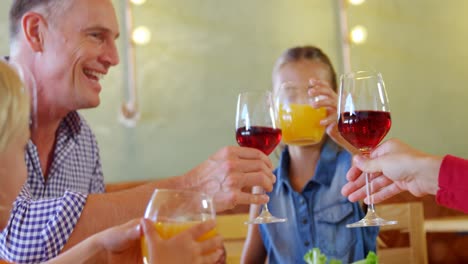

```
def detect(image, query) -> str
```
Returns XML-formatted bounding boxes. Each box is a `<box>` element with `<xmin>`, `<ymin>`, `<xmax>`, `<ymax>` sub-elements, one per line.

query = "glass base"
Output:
<box><xmin>245</xmin><ymin>210</ymin><xmax>287</xmax><ymax>225</ymax></box>
<box><xmin>346</xmin><ymin>211</ymin><xmax>397</xmax><ymax>228</ymax></box>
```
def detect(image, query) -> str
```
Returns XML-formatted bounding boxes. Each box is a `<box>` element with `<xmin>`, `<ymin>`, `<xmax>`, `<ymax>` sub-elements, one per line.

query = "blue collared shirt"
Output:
<box><xmin>259</xmin><ymin>139</ymin><xmax>378</xmax><ymax>263</ymax></box>
<box><xmin>1</xmin><ymin>112</ymin><xmax>104</xmax><ymax>262</ymax></box>
<box><xmin>26</xmin><ymin>111</ymin><xmax>104</xmax><ymax>199</ymax></box>
<box><xmin>0</xmin><ymin>187</ymin><xmax>86</xmax><ymax>263</ymax></box>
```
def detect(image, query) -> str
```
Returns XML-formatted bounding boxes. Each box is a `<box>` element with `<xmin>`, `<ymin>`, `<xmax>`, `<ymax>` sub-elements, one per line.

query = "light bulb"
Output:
<box><xmin>348</xmin><ymin>0</ymin><xmax>366</xmax><ymax>6</ymax></box>
<box><xmin>132</xmin><ymin>26</ymin><xmax>151</xmax><ymax>45</ymax></box>
<box><xmin>130</xmin><ymin>0</ymin><xmax>146</xmax><ymax>5</ymax></box>
<box><xmin>350</xmin><ymin>25</ymin><xmax>367</xmax><ymax>44</ymax></box>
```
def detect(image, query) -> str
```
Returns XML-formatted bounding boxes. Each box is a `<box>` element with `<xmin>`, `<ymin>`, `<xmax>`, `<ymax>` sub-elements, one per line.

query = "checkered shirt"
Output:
<box><xmin>26</xmin><ymin>111</ymin><xmax>105</xmax><ymax>199</ymax></box>
<box><xmin>0</xmin><ymin>187</ymin><xmax>87</xmax><ymax>263</ymax></box>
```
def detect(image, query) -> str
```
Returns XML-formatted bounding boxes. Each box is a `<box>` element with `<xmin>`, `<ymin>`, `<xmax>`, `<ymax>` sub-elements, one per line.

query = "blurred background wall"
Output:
<box><xmin>1</xmin><ymin>0</ymin><xmax>467</xmax><ymax>184</ymax></box>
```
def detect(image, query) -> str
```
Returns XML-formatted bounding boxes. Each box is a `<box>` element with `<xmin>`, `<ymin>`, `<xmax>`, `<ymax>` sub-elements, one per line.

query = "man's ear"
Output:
<box><xmin>21</xmin><ymin>12</ymin><xmax>47</xmax><ymax>52</ymax></box>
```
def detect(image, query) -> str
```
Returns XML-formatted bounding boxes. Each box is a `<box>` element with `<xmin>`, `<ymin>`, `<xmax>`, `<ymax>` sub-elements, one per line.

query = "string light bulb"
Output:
<box><xmin>130</xmin><ymin>0</ymin><xmax>146</xmax><ymax>5</ymax></box>
<box><xmin>348</xmin><ymin>0</ymin><xmax>366</xmax><ymax>6</ymax></box>
<box><xmin>132</xmin><ymin>26</ymin><xmax>151</xmax><ymax>45</ymax></box>
<box><xmin>350</xmin><ymin>25</ymin><xmax>367</xmax><ymax>44</ymax></box>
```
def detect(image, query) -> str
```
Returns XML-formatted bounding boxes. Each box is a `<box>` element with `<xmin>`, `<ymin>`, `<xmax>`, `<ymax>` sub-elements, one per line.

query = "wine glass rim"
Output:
<box><xmin>342</xmin><ymin>70</ymin><xmax>382</xmax><ymax>79</ymax></box>
<box><xmin>238</xmin><ymin>89</ymin><xmax>272</xmax><ymax>95</ymax></box>
<box><xmin>279</xmin><ymin>80</ymin><xmax>312</xmax><ymax>88</ymax></box>
<box><xmin>151</xmin><ymin>188</ymin><xmax>210</xmax><ymax>198</ymax></box>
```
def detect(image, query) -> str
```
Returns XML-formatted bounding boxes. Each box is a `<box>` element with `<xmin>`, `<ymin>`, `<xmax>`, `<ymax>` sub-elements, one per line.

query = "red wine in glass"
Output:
<box><xmin>236</xmin><ymin>126</ymin><xmax>282</xmax><ymax>155</ymax></box>
<box><xmin>338</xmin><ymin>111</ymin><xmax>391</xmax><ymax>151</ymax></box>
<box><xmin>235</xmin><ymin>90</ymin><xmax>286</xmax><ymax>224</ymax></box>
<box><xmin>338</xmin><ymin>71</ymin><xmax>397</xmax><ymax>228</ymax></box>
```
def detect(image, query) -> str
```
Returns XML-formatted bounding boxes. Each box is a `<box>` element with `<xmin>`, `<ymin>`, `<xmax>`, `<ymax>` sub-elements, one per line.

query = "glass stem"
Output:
<box><xmin>365</xmin><ymin>172</ymin><xmax>376</xmax><ymax>213</ymax></box>
<box><xmin>255</xmin><ymin>187</ymin><xmax>272</xmax><ymax>217</ymax></box>
<box><xmin>362</xmin><ymin>151</ymin><xmax>375</xmax><ymax>214</ymax></box>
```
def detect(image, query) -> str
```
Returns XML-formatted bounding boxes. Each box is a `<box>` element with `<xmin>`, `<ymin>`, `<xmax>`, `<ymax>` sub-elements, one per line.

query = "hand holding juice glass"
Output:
<box><xmin>141</xmin><ymin>189</ymin><xmax>221</xmax><ymax>264</ymax></box>
<box><xmin>275</xmin><ymin>81</ymin><xmax>327</xmax><ymax>146</ymax></box>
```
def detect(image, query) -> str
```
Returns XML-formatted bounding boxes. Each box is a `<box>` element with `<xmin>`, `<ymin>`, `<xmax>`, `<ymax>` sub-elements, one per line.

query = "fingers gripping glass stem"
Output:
<box><xmin>245</xmin><ymin>188</ymin><xmax>286</xmax><ymax>224</ymax></box>
<box><xmin>346</xmin><ymin>161</ymin><xmax>397</xmax><ymax>227</ymax></box>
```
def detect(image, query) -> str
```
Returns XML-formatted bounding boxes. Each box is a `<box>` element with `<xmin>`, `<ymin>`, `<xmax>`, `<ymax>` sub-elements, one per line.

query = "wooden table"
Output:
<box><xmin>424</xmin><ymin>216</ymin><xmax>468</xmax><ymax>232</ymax></box>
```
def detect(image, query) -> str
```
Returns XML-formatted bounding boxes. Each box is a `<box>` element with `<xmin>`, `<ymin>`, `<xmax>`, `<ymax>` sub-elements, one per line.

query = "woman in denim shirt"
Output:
<box><xmin>241</xmin><ymin>46</ymin><xmax>378</xmax><ymax>263</ymax></box>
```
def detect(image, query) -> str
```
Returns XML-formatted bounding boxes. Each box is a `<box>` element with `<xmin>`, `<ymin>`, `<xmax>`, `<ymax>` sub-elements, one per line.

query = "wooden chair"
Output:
<box><xmin>376</xmin><ymin>202</ymin><xmax>428</xmax><ymax>264</ymax></box>
<box><xmin>217</xmin><ymin>213</ymin><xmax>250</xmax><ymax>264</ymax></box>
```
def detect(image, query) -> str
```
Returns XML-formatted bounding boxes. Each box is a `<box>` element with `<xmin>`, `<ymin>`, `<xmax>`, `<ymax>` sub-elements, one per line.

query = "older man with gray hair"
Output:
<box><xmin>1</xmin><ymin>0</ymin><xmax>275</xmax><ymax>262</ymax></box>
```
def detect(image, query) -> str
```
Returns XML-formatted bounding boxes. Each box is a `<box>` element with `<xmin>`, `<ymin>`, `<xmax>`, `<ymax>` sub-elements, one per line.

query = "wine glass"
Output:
<box><xmin>235</xmin><ymin>90</ymin><xmax>286</xmax><ymax>224</ymax></box>
<box><xmin>140</xmin><ymin>189</ymin><xmax>216</xmax><ymax>264</ymax></box>
<box><xmin>337</xmin><ymin>70</ymin><xmax>397</xmax><ymax>228</ymax></box>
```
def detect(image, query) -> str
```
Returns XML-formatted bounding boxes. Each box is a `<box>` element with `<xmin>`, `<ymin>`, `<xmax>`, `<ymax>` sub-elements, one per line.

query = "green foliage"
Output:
<box><xmin>304</xmin><ymin>248</ymin><xmax>378</xmax><ymax>264</ymax></box>
<box><xmin>351</xmin><ymin>251</ymin><xmax>378</xmax><ymax>264</ymax></box>
<box><xmin>303</xmin><ymin>248</ymin><xmax>342</xmax><ymax>264</ymax></box>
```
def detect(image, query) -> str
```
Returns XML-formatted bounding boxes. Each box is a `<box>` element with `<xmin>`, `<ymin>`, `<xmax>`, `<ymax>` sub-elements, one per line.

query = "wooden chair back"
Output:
<box><xmin>376</xmin><ymin>202</ymin><xmax>428</xmax><ymax>264</ymax></box>
<box><xmin>216</xmin><ymin>213</ymin><xmax>250</xmax><ymax>264</ymax></box>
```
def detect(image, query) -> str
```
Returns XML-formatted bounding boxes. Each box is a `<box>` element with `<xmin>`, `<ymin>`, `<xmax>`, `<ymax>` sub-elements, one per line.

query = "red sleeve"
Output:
<box><xmin>436</xmin><ymin>155</ymin><xmax>468</xmax><ymax>213</ymax></box>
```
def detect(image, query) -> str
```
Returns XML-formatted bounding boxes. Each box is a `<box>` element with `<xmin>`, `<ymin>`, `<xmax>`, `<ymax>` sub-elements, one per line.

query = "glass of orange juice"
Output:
<box><xmin>141</xmin><ymin>189</ymin><xmax>216</xmax><ymax>264</ymax></box>
<box><xmin>275</xmin><ymin>81</ymin><xmax>327</xmax><ymax>146</ymax></box>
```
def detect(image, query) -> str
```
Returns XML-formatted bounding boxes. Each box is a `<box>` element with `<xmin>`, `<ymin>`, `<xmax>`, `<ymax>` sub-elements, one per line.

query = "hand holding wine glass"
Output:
<box><xmin>235</xmin><ymin>90</ymin><xmax>286</xmax><ymax>224</ymax></box>
<box><xmin>342</xmin><ymin>138</ymin><xmax>441</xmax><ymax>202</ymax></box>
<box><xmin>337</xmin><ymin>71</ymin><xmax>397</xmax><ymax>227</ymax></box>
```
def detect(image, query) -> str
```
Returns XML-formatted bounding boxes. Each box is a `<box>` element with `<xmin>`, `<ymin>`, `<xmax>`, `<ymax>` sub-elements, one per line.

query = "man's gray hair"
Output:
<box><xmin>9</xmin><ymin>0</ymin><xmax>72</xmax><ymax>40</ymax></box>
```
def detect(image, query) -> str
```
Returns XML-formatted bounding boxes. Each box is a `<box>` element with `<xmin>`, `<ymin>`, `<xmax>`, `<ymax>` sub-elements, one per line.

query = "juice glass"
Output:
<box><xmin>141</xmin><ymin>189</ymin><xmax>216</xmax><ymax>264</ymax></box>
<box><xmin>276</xmin><ymin>81</ymin><xmax>327</xmax><ymax>146</ymax></box>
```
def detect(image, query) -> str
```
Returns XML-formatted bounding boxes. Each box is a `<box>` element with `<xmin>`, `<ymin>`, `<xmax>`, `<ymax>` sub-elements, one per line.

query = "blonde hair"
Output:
<box><xmin>0</xmin><ymin>61</ymin><xmax>30</xmax><ymax>152</ymax></box>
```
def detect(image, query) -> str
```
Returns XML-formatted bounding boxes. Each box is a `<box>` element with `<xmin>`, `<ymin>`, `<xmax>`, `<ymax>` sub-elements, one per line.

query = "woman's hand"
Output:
<box><xmin>142</xmin><ymin>219</ymin><xmax>224</xmax><ymax>264</ymax></box>
<box><xmin>308</xmin><ymin>79</ymin><xmax>359</xmax><ymax>155</ymax></box>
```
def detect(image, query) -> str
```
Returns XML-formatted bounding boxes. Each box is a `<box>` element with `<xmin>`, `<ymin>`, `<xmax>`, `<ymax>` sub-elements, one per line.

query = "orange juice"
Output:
<box><xmin>141</xmin><ymin>221</ymin><xmax>217</xmax><ymax>264</ymax></box>
<box><xmin>278</xmin><ymin>103</ymin><xmax>326</xmax><ymax>146</ymax></box>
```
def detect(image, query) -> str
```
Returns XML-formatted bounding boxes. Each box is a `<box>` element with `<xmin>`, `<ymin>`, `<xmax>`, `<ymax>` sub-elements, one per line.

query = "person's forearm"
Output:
<box><xmin>105</xmin><ymin>180</ymin><xmax>150</xmax><ymax>192</ymax></box>
<box><xmin>419</xmin><ymin>154</ymin><xmax>442</xmax><ymax>195</ymax></box>
<box><xmin>63</xmin><ymin>175</ymin><xmax>190</xmax><ymax>251</ymax></box>
<box><xmin>47</xmin><ymin>236</ymin><xmax>104</xmax><ymax>264</ymax></box>
<box><xmin>105</xmin><ymin>174</ymin><xmax>195</xmax><ymax>193</ymax></box>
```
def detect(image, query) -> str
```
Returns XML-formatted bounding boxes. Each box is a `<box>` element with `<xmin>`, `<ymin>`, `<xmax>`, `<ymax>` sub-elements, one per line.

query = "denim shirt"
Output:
<box><xmin>259</xmin><ymin>139</ymin><xmax>378</xmax><ymax>263</ymax></box>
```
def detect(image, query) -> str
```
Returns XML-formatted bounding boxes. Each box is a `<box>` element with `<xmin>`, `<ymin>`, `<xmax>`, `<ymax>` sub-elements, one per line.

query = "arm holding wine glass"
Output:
<box><xmin>182</xmin><ymin>145</ymin><xmax>276</xmax><ymax>212</ymax></box>
<box><xmin>65</xmin><ymin>146</ymin><xmax>275</xmax><ymax>250</ymax></box>
<box><xmin>45</xmin><ymin>219</ymin><xmax>223</xmax><ymax>264</ymax></box>
<box><xmin>341</xmin><ymin>138</ymin><xmax>468</xmax><ymax>214</ymax></box>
